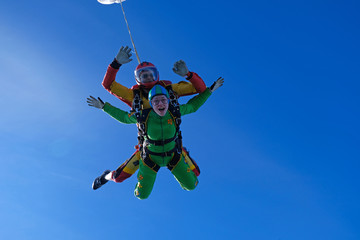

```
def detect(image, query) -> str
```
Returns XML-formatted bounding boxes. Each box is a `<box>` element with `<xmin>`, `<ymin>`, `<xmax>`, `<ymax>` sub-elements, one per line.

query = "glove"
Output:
<box><xmin>209</xmin><ymin>77</ymin><xmax>224</xmax><ymax>92</ymax></box>
<box><xmin>87</xmin><ymin>96</ymin><xmax>105</xmax><ymax>109</ymax></box>
<box><xmin>115</xmin><ymin>46</ymin><xmax>132</xmax><ymax>64</ymax></box>
<box><xmin>172</xmin><ymin>60</ymin><xmax>189</xmax><ymax>77</ymax></box>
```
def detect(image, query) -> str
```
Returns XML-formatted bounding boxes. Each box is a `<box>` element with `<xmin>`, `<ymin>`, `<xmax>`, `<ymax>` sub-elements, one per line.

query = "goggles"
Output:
<box><xmin>135</xmin><ymin>66</ymin><xmax>159</xmax><ymax>84</ymax></box>
<box><xmin>152</xmin><ymin>98</ymin><xmax>169</xmax><ymax>106</ymax></box>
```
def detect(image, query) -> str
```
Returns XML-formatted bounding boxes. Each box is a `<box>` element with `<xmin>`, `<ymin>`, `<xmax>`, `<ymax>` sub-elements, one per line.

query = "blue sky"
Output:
<box><xmin>1</xmin><ymin>0</ymin><xmax>359</xmax><ymax>239</ymax></box>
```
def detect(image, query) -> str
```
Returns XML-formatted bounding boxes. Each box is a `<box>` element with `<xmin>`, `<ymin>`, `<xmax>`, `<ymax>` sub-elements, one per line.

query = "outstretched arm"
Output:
<box><xmin>180</xmin><ymin>77</ymin><xmax>224</xmax><ymax>116</ymax></box>
<box><xmin>101</xmin><ymin>46</ymin><xmax>134</xmax><ymax>107</ymax></box>
<box><xmin>87</xmin><ymin>96</ymin><xmax>137</xmax><ymax>124</ymax></box>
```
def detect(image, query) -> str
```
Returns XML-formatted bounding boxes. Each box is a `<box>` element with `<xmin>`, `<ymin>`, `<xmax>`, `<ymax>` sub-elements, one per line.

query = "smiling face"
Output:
<box><xmin>151</xmin><ymin>95</ymin><xmax>169</xmax><ymax>116</ymax></box>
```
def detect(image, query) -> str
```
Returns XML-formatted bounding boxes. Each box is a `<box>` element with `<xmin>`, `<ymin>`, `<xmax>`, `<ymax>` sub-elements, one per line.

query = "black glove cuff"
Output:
<box><xmin>185</xmin><ymin>72</ymin><xmax>193</xmax><ymax>80</ymax></box>
<box><xmin>110</xmin><ymin>58</ymin><xmax>122</xmax><ymax>69</ymax></box>
<box><xmin>98</xmin><ymin>97</ymin><xmax>105</xmax><ymax>105</ymax></box>
<box><xmin>210</xmin><ymin>81</ymin><xmax>216</xmax><ymax>91</ymax></box>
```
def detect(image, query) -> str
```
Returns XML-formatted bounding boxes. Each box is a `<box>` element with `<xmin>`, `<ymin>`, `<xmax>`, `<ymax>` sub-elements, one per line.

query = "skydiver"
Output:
<box><xmin>97</xmin><ymin>46</ymin><xmax>206</xmax><ymax>185</ymax></box>
<box><xmin>87</xmin><ymin>77</ymin><xmax>224</xmax><ymax>199</ymax></box>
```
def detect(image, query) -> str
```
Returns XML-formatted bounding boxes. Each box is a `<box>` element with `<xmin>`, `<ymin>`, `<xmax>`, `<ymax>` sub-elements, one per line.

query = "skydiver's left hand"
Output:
<box><xmin>209</xmin><ymin>77</ymin><xmax>224</xmax><ymax>93</ymax></box>
<box><xmin>87</xmin><ymin>96</ymin><xmax>105</xmax><ymax>109</ymax></box>
<box><xmin>172</xmin><ymin>60</ymin><xmax>189</xmax><ymax>77</ymax></box>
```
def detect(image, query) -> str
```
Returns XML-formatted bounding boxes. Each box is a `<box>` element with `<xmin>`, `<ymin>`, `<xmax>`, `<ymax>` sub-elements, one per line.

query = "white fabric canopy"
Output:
<box><xmin>97</xmin><ymin>0</ymin><xmax>126</xmax><ymax>5</ymax></box>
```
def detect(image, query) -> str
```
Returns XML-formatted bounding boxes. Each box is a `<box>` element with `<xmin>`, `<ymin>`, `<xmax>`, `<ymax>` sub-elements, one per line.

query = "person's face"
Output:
<box><xmin>140</xmin><ymin>70</ymin><xmax>155</xmax><ymax>83</ymax></box>
<box><xmin>151</xmin><ymin>95</ymin><xmax>169</xmax><ymax>116</ymax></box>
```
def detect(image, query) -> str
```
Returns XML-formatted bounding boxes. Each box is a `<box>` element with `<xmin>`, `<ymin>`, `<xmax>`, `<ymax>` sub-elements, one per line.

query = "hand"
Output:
<box><xmin>172</xmin><ymin>60</ymin><xmax>189</xmax><ymax>77</ymax></box>
<box><xmin>115</xmin><ymin>46</ymin><xmax>132</xmax><ymax>64</ymax></box>
<box><xmin>87</xmin><ymin>96</ymin><xmax>105</xmax><ymax>109</ymax></box>
<box><xmin>209</xmin><ymin>77</ymin><xmax>224</xmax><ymax>92</ymax></box>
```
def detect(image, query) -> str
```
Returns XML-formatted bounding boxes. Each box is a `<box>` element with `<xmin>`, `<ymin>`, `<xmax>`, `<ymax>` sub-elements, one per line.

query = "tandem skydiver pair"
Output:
<box><xmin>87</xmin><ymin>46</ymin><xmax>224</xmax><ymax>199</ymax></box>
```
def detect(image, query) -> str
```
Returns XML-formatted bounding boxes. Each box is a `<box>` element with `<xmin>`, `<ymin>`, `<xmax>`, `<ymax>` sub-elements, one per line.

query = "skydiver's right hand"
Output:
<box><xmin>172</xmin><ymin>60</ymin><xmax>189</xmax><ymax>77</ymax></box>
<box><xmin>87</xmin><ymin>96</ymin><xmax>105</xmax><ymax>109</ymax></box>
<box><xmin>115</xmin><ymin>46</ymin><xmax>132</xmax><ymax>64</ymax></box>
<box><xmin>209</xmin><ymin>77</ymin><xmax>224</xmax><ymax>93</ymax></box>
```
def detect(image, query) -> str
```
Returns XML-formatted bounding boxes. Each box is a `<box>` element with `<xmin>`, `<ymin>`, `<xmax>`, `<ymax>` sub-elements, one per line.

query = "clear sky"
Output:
<box><xmin>1</xmin><ymin>0</ymin><xmax>359</xmax><ymax>239</ymax></box>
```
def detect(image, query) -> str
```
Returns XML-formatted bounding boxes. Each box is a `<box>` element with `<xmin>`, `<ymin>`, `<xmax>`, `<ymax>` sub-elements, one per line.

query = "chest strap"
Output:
<box><xmin>145</xmin><ymin>135</ymin><xmax>177</xmax><ymax>146</ymax></box>
<box><xmin>145</xmin><ymin>147</ymin><xmax>177</xmax><ymax>157</ymax></box>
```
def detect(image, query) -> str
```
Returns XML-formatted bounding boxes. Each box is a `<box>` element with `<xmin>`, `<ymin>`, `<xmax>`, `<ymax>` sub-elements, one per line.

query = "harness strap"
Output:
<box><xmin>145</xmin><ymin>147</ymin><xmax>177</xmax><ymax>157</ymax></box>
<box><xmin>167</xmin><ymin>151</ymin><xmax>182</xmax><ymax>171</ymax></box>
<box><xmin>165</xmin><ymin>85</ymin><xmax>179</xmax><ymax>108</ymax></box>
<box><xmin>145</xmin><ymin>135</ymin><xmax>177</xmax><ymax>146</ymax></box>
<box><xmin>136</xmin><ymin>108</ymin><xmax>151</xmax><ymax>135</ymax></box>
<box><xmin>142</xmin><ymin>148</ymin><xmax>182</xmax><ymax>172</ymax></box>
<box><xmin>142</xmin><ymin>155</ymin><xmax>160</xmax><ymax>172</ymax></box>
<box><xmin>132</xmin><ymin>89</ymin><xmax>143</xmax><ymax>112</ymax></box>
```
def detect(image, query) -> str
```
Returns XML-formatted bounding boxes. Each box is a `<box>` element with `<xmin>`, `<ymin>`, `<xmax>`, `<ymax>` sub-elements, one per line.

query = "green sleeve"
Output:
<box><xmin>180</xmin><ymin>88</ymin><xmax>212</xmax><ymax>116</ymax></box>
<box><xmin>102</xmin><ymin>102</ymin><xmax>137</xmax><ymax>124</ymax></box>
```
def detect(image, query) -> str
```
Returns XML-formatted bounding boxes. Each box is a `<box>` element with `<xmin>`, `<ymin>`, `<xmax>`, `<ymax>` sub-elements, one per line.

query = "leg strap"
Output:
<box><xmin>143</xmin><ymin>155</ymin><xmax>160</xmax><ymax>172</ymax></box>
<box><xmin>167</xmin><ymin>152</ymin><xmax>182</xmax><ymax>171</ymax></box>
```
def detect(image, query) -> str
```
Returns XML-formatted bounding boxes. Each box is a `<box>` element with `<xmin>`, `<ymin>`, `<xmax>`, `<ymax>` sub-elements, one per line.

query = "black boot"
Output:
<box><xmin>92</xmin><ymin>170</ymin><xmax>111</xmax><ymax>190</ymax></box>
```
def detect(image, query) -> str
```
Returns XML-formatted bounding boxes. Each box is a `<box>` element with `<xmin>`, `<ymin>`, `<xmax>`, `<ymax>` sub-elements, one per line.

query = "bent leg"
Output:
<box><xmin>134</xmin><ymin>159</ymin><xmax>157</xmax><ymax>200</ymax></box>
<box><xmin>171</xmin><ymin>155</ymin><xmax>198</xmax><ymax>191</ymax></box>
<box><xmin>109</xmin><ymin>150</ymin><xmax>141</xmax><ymax>183</ymax></box>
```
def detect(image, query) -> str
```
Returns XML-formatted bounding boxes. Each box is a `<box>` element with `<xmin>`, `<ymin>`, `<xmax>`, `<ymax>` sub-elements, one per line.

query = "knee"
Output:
<box><xmin>182</xmin><ymin>179</ymin><xmax>199</xmax><ymax>191</ymax></box>
<box><xmin>136</xmin><ymin>194</ymin><xmax>149</xmax><ymax>200</ymax></box>
<box><xmin>112</xmin><ymin>171</ymin><xmax>132</xmax><ymax>183</ymax></box>
<box><xmin>134</xmin><ymin>183</ymin><xmax>152</xmax><ymax>200</ymax></box>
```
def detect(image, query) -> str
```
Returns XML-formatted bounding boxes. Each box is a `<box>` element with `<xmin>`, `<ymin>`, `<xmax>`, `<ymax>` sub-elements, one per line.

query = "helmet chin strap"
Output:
<box><xmin>119</xmin><ymin>1</ymin><xmax>141</xmax><ymax>64</ymax></box>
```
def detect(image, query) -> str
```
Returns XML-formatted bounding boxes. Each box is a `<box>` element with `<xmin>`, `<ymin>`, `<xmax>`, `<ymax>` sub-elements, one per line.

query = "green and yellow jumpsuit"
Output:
<box><xmin>103</xmin><ymin>88</ymin><xmax>212</xmax><ymax>199</ymax></box>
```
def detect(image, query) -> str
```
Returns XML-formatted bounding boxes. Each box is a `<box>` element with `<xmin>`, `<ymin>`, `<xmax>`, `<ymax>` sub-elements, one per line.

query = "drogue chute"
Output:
<box><xmin>97</xmin><ymin>0</ymin><xmax>126</xmax><ymax>5</ymax></box>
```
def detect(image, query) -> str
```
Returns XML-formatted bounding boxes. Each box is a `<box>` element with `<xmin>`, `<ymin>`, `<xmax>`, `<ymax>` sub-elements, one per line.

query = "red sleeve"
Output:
<box><xmin>186</xmin><ymin>72</ymin><xmax>206</xmax><ymax>93</ymax></box>
<box><xmin>101</xmin><ymin>65</ymin><xmax>133</xmax><ymax>108</ymax></box>
<box><xmin>102</xmin><ymin>65</ymin><xmax>119</xmax><ymax>92</ymax></box>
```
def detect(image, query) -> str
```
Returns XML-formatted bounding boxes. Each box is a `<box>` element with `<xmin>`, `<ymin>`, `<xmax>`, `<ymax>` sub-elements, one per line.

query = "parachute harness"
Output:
<box><xmin>131</xmin><ymin>85</ymin><xmax>183</xmax><ymax>172</ymax></box>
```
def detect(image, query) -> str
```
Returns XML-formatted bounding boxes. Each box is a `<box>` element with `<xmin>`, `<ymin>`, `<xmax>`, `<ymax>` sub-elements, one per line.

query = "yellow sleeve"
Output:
<box><xmin>171</xmin><ymin>81</ymin><xmax>197</xmax><ymax>96</ymax></box>
<box><xmin>110</xmin><ymin>81</ymin><xmax>135</xmax><ymax>105</ymax></box>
